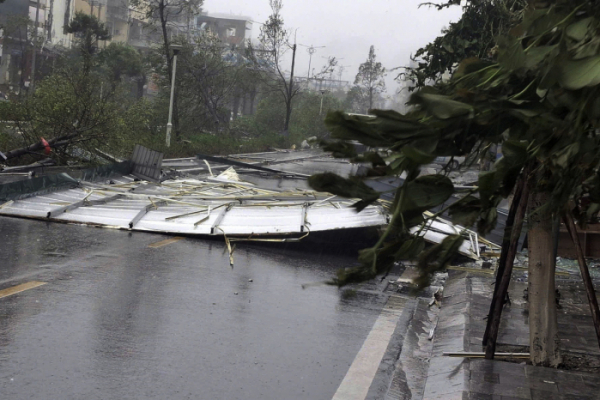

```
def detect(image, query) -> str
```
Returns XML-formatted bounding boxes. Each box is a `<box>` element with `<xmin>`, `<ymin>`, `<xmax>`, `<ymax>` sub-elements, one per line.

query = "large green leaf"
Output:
<box><xmin>411</xmin><ymin>92</ymin><xmax>473</xmax><ymax>120</ymax></box>
<box><xmin>308</xmin><ymin>172</ymin><xmax>379</xmax><ymax>211</ymax></box>
<box><xmin>401</xmin><ymin>175</ymin><xmax>454</xmax><ymax>212</ymax></box>
<box><xmin>324</xmin><ymin>111</ymin><xmax>390</xmax><ymax>147</ymax></box>
<box><xmin>319</xmin><ymin>140</ymin><xmax>358</xmax><ymax>159</ymax></box>
<box><xmin>453</xmin><ymin>57</ymin><xmax>487</xmax><ymax>79</ymax></box>
<box><xmin>566</xmin><ymin>17</ymin><xmax>594</xmax><ymax>41</ymax></box>
<box><xmin>558</xmin><ymin>55</ymin><xmax>600</xmax><ymax>90</ymax></box>
<box><xmin>401</xmin><ymin>145</ymin><xmax>436</xmax><ymax>164</ymax></box>
<box><xmin>394</xmin><ymin>236</ymin><xmax>426</xmax><ymax>260</ymax></box>
<box><xmin>415</xmin><ymin>234</ymin><xmax>465</xmax><ymax>288</ymax></box>
<box><xmin>478</xmin><ymin>171</ymin><xmax>498</xmax><ymax>209</ymax></box>
<box><xmin>525</xmin><ymin>45</ymin><xmax>557</xmax><ymax>69</ymax></box>
<box><xmin>497</xmin><ymin>37</ymin><xmax>526</xmax><ymax>70</ymax></box>
<box><xmin>553</xmin><ymin>142</ymin><xmax>580</xmax><ymax>168</ymax></box>
<box><xmin>572</xmin><ymin>37</ymin><xmax>600</xmax><ymax>60</ymax></box>
<box><xmin>449</xmin><ymin>195</ymin><xmax>481</xmax><ymax>227</ymax></box>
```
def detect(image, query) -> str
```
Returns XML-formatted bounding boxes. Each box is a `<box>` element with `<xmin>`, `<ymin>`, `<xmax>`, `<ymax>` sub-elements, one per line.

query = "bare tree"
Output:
<box><xmin>248</xmin><ymin>0</ymin><xmax>299</xmax><ymax>136</ymax></box>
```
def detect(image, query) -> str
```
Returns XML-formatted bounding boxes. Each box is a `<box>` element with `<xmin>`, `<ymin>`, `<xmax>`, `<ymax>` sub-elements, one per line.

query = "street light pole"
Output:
<box><xmin>166</xmin><ymin>45</ymin><xmax>181</xmax><ymax>147</ymax></box>
<box><xmin>307</xmin><ymin>46</ymin><xmax>315</xmax><ymax>79</ymax></box>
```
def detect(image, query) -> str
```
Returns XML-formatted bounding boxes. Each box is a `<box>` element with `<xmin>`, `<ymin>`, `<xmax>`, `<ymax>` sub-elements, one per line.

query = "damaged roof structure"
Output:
<box><xmin>0</xmin><ymin>145</ymin><xmax>495</xmax><ymax>260</ymax></box>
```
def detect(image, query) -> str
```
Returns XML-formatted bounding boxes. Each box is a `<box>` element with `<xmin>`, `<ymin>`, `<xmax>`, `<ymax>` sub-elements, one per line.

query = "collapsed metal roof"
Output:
<box><xmin>0</xmin><ymin>146</ymin><xmax>495</xmax><ymax>260</ymax></box>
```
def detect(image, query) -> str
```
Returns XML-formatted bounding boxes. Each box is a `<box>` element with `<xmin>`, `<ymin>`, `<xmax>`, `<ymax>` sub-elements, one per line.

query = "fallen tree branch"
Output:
<box><xmin>3</xmin><ymin>133</ymin><xmax>81</xmax><ymax>161</ymax></box>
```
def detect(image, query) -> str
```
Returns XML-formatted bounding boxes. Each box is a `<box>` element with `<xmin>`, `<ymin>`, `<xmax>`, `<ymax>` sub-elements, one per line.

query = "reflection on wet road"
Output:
<box><xmin>0</xmin><ymin>217</ymin><xmax>392</xmax><ymax>400</ymax></box>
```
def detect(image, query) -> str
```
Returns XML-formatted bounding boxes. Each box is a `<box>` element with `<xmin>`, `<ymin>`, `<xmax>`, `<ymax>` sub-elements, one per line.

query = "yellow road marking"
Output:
<box><xmin>0</xmin><ymin>281</ymin><xmax>47</xmax><ymax>299</ymax></box>
<box><xmin>148</xmin><ymin>237</ymin><xmax>185</xmax><ymax>248</ymax></box>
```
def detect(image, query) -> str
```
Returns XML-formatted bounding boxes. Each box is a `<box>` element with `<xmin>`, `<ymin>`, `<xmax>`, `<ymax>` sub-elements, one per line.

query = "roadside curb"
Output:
<box><xmin>422</xmin><ymin>272</ymin><xmax>471</xmax><ymax>400</ymax></box>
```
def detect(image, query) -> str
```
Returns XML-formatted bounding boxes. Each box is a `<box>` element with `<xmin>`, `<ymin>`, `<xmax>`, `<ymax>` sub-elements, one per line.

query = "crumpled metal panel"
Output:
<box><xmin>0</xmin><ymin>175</ymin><xmax>388</xmax><ymax>237</ymax></box>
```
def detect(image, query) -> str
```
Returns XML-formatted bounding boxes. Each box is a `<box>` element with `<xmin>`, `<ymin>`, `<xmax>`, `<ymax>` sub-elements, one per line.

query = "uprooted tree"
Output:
<box><xmin>309</xmin><ymin>0</ymin><xmax>600</xmax><ymax>367</ymax></box>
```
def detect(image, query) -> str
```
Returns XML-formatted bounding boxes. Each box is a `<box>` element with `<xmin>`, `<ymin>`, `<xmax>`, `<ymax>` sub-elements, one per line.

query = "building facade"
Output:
<box><xmin>195</xmin><ymin>12</ymin><xmax>251</xmax><ymax>48</ymax></box>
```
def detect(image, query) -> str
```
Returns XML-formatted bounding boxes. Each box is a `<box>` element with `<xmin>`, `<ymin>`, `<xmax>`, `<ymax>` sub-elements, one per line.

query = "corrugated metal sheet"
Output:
<box><xmin>0</xmin><ymin>175</ymin><xmax>388</xmax><ymax>238</ymax></box>
<box><xmin>131</xmin><ymin>145</ymin><xmax>163</xmax><ymax>181</ymax></box>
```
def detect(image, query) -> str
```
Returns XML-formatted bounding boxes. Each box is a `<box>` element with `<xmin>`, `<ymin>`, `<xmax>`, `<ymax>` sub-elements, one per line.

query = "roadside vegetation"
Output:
<box><xmin>0</xmin><ymin>2</ymin><xmax>373</xmax><ymax>166</ymax></box>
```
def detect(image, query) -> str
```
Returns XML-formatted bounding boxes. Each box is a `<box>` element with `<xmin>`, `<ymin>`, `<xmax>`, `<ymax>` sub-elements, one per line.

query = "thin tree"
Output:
<box><xmin>354</xmin><ymin>45</ymin><xmax>385</xmax><ymax>112</ymax></box>
<box><xmin>131</xmin><ymin>0</ymin><xmax>202</xmax><ymax>138</ymax></box>
<box><xmin>248</xmin><ymin>0</ymin><xmax>299</xmax><ymax>136</ymax></box>
<box><xmin>65</xmin><ymin>12</ymin><xmax>111</xmax><ymax>74</ymax></box>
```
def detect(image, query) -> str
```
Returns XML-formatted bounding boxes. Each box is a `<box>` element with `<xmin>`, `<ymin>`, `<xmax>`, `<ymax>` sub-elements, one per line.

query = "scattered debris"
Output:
<box><xmin>412</xmin><ymin>212</ymin><xmax>501</xmax><ymax>260</ymax></box>
<box><xmin>428</xmin><ymin>318</ymin><xmax>439</xmax><ymax>340</ymax></box>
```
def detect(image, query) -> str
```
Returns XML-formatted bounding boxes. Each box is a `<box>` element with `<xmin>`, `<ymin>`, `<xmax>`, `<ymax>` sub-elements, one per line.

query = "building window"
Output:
<box><xmin>226</xmin><ymin>27</ymin><xmax>236</xmax><ymax>37</ymax></box>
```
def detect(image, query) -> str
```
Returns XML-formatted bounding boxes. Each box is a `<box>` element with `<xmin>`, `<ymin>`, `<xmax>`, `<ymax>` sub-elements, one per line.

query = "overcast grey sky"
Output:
<box><xmin>203</xmin><ymin>0</ymin><xmax>462</xmax><ymax>93</ymax></box>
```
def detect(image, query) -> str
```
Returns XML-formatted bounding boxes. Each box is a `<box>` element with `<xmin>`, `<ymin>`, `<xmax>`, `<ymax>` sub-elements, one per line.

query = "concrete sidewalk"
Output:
<box><xmin>420</xmin><ymin>271</ymin><xmax>600</xmax><ymax>400</ymax></box>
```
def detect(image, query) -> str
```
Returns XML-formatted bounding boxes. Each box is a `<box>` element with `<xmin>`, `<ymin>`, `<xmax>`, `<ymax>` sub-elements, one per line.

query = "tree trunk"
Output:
<box><xmin>4</xmin><ymin>133</ymin><xmax>80</xmax><ymax>160</ymax></box>
<box><xmin>249</xmin><ymin>90</ymin><xmax>257</xmax><ymax>115</ymax></box>
<box><xmin>528</xmin><ymin>189</ymin><xmax>562</xmax><ymax>367</ymax></box>
<box><xmin>232</xmin><ymin>94</ymin><xmax>240</xmax><ymax>121</ymax></box>
<box><xmin>283</xmin><ymin>101</ymin><xmax>292</xmax><ymax>137</ymax></box>
<box><xmin>137</xmin><ymin>74</ymin><xmax>146</xmax><ymax>98</ymax></box>
<box><xmin>159</xmin><ymin>2</ymin><xmax>179</xmax><ymax>139</ymax></box>
<box><xmin>282</xmin><ymin>44</ymin><xmax>297</xmax><ymax>137</ymax></box>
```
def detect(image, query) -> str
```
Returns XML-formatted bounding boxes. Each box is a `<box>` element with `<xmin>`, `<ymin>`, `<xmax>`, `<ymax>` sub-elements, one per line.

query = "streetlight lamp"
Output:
<box><xmin>166</xmin><ymin>44</ymin><xmax>182</xmax><ymax>147</ymax></box>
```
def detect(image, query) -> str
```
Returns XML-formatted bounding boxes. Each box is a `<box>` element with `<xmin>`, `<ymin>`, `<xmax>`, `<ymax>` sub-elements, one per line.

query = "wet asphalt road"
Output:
<box><xmin>0</xmin><ymin>216</ymin><xmax>391</xmax><ymax>400</ymax></box>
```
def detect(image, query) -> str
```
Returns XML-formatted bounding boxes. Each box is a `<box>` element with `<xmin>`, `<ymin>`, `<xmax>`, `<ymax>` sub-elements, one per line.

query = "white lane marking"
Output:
<box><xmin>332</xmin><ymin>299</ymin><xmax>402</xmax><ymax>400</ymax></box>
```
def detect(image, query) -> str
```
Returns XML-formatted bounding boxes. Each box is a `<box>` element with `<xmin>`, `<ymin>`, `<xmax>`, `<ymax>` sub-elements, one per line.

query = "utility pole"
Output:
<box><xmin>29</xmin><ymin>0</ymin><xmax>41</xmax><ymax>92</ymax></box>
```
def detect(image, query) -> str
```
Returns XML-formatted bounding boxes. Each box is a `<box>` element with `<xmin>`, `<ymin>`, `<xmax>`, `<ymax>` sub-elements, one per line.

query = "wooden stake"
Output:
<box><xmin>483</xmin><ymin>173</ymin><xmax>525</xmax><ymax>346</ymax></box>
<box><xmin>485</xmin><ymin>171</ymin><xmax>531</xmax><ymax>359</ymax></box>
<box><xmin>562</xmin><ymin>212</ymin><xmax>600</xmax><ymax>350</ymax></box>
